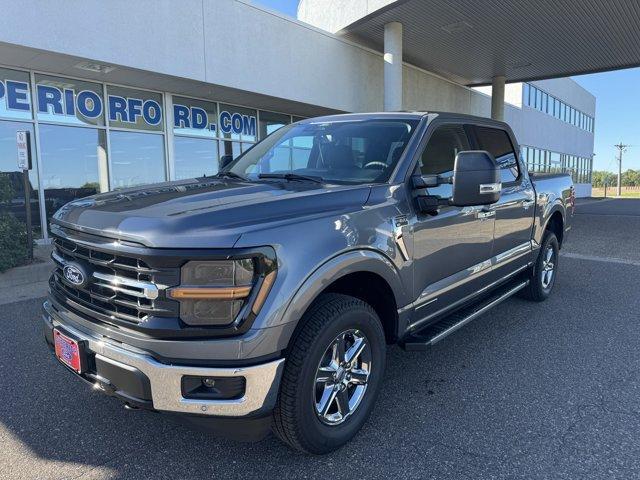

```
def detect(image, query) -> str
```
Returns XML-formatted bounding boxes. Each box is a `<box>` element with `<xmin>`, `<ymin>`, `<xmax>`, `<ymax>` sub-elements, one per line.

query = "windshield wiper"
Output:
<box><xmin>215</xmin><ymin>171</ymin><xmax>249</xmax><ymax>181</ymax></box>
<box><xmin>258</xmin><ymin>173</ymin><xmax>324</xmax><ymax>184</ymax></box>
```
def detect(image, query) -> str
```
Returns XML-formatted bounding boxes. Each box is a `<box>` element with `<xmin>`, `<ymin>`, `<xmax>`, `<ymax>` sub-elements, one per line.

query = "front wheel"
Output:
<box><xmin>521</xmin><ymin>231</ymin><xmax>559</xmax><ymax>302</ymax></box>
<box><xmin>272</xmin><ymin>293</ymin><xmax>386</xmax><ymax>454</ymax></box>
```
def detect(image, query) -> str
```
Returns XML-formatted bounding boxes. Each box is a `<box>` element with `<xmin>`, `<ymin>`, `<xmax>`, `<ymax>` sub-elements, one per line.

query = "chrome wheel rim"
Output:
<box><xmin>541</xmin><ymin>245</ymin><xmax>556</xmax><ymax>289</ymax></box>
<box><xmin>314</xmin><ymin>329</ymin><xmax>371</xmax><ymax>426</ymax></box>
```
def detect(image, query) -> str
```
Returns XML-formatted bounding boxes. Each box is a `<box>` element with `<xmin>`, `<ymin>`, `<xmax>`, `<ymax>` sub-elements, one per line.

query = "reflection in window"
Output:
<box><xmin>39</xmin><ymin>124</ymin><xmax>108</xmax><ymax>228</ymax></box>
<box><xmin>0</xmin><ymin>121</ymin><xmax>41</xmax><ymax>237</ymax></box>
<box><xmin>474</xmin><ymin>126</ymin><xmax>519</xmax><ymax>183</ymax></box>
<box><xmin>219</xmin><ymin>104</ymin><xmax>257</xmax><ymax>142</ymax></box>
<box><xmin>220</xmin><ymin>141</ymin><xmax>243</xmax><ymax>161</ymax></box>
<box><xmin>173</xmin><ymin>96</ymin><xmax>217</xmax><ymax>139</ymax></box>
<box><xmin>259</xmin><ymin>110</ymin><xmax>290</xmax><ymax>139</ymax></box>
<box><xmin>229</xmin><ymin>120</ymin><xmax>417</xmax><ymax>184</ymax></box>
<box><xmin>174</xmin><ymin>136</ymin><xmax>219</xmax><ymax>180</ymax></box>
<box><xmin>419</xmin><ymin>124</ymin><xmax>470</xmax><ymax>198</ymax></box>
<box><xmin>109</xmin><ymin>131</ymin><xmax>166</xmax><ymax>189</ymax></box>
<box><xmin>107</xmin><ymin>86</ymin><xmax>164</xmax><ymax>132</ymax></box>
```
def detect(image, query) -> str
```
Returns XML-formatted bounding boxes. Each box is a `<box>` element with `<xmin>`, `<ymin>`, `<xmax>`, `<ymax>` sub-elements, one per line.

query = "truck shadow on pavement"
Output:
<box><xmin>2</xmin><ymin>246</ymin><xmax>640</xmax><ymax>479</ymax></box>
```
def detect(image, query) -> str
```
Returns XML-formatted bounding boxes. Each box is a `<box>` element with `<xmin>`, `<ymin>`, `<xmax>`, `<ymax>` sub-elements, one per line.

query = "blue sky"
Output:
<box><xmin>251</xmin><ymin>0</ymin><xmax>298</xmax><ymax>16</ymax></box>
<box><xmin>574</xmin><ymin>69</ymin><xmax>640</xmax><ymax>172</ymax></box>
<box><xmin>254</xmin><ymin>0</ymin><xmax>638</xmax><ymax>173</ymax></box>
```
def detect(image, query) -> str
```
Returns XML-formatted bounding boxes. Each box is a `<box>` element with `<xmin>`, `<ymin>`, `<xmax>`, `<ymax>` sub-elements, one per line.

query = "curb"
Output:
<box><xmin>0</xmin><ymin>259</ymin><xmax>53</xmax><ymax>288</ymax></box>
<box><xmin>0</xmin><ymin>244</ymin><xmax>54</xmax><ymax>289</ymax></box>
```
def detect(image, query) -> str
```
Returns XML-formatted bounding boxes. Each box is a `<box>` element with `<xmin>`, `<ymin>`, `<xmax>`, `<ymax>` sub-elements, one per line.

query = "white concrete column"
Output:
<box><xmin>491</xmin><ymin>75</ymin><xmax>506</xmax><ymax>121</ymax></box>
<box><xmin>384</xmin><ymin>22</ymin><xmax>403</xmax><ymax>111</ymax></box>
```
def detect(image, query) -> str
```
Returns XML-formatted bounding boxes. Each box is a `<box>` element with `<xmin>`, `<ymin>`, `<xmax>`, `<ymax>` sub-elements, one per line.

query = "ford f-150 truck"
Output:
<box><xmin>43</xmin><ymin>112</ymin><xmax>574</xmax><ymax>453</ymax></box>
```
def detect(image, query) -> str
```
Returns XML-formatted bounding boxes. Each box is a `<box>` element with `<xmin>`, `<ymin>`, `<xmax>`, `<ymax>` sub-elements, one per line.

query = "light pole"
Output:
<box><xmin>614</xmin><ymin>143</ymin><xmax>630</xmax><ymax>197</ymax></box>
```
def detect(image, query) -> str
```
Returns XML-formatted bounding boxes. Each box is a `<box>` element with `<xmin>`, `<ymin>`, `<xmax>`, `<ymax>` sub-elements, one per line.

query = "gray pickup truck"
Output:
<box><xmin>43</xmin><ymin>112</ymin><xmax>574</xmax><ymax>453</ymax></box>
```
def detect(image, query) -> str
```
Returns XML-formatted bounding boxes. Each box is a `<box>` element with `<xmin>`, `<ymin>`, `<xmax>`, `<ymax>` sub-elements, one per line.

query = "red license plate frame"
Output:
<box><xmin>54</xmin><ymin>328</ymin><xmax>86</xmax><ymax>374</ymax></box>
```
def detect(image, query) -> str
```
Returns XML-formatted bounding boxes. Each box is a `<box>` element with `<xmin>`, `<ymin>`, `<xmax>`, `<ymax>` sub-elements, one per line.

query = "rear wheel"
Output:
<box><xmin>272</xmin><ymin>293</ymin><xmax>386</xmax><ymax>454</ymax></box>
<box><xmin>521</xmin><ymin>231</ymin><xmax>559</xmax><ymax>302</ymax></box>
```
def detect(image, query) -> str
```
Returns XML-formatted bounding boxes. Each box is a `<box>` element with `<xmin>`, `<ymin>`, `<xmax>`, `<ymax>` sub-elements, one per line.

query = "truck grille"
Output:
<box><xmin>50</xmin><ymin>233</ymin><xmax>179</xmax><ymax>324</ymax></box>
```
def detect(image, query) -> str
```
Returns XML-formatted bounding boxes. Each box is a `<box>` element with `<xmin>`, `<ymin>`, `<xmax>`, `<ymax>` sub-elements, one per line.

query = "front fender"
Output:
<box><xmin>257</xmin><ymin>249</ymin><xmax>408</xmax><ymax>353</ymax></box>
<box><xmin>284</xmin><ymin>249</ymin><xmax>407</xmax><ymax>322</ymax></box>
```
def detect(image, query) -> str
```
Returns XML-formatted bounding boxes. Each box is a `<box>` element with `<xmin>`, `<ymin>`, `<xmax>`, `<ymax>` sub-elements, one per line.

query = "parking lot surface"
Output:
<box><xmin>1</xmin><ymin>199</ymin><xmax>638</xmax><ymax>479</ymax></box>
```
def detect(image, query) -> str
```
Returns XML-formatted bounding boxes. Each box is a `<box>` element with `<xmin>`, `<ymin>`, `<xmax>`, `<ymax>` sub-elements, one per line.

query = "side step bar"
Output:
<box><xmin>401</xmin><ymin>280</ymin><xmax>529</xmax><ymax>351</ymax></box>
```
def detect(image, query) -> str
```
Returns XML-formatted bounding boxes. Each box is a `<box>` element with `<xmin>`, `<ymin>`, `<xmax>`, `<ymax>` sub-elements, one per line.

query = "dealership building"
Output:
<box><xmin>0</xmin><ymin>0</ymin><xmax>609</xmax><ymax>241</ymax></box>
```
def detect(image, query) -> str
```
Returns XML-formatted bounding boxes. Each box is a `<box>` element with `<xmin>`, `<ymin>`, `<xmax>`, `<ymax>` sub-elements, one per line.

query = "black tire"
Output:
<box><xmin>272</xmin><ymin>293</ymin><xmax>386</xmax><ymax>454</ymax></box>
<box><xmin>520</xmin><ymin>231</ymin><xmax>559</xmax><ymax>302</ymax></box>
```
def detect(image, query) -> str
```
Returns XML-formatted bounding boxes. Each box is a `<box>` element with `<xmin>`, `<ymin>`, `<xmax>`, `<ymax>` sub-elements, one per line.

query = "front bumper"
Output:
<box><xmin>43</xmin><ymin>302</ymin><xmax>285</xmax><ymax>418</ymax></box>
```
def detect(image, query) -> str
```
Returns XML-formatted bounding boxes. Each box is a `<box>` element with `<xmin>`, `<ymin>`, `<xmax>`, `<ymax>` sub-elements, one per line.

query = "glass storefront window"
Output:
<box><xmin>0</xmin><ymin>121</ymin><xmax>41</xmax><ymax>238</ymax></box>
<box><xmin>219</xmin><ymin>104</ymin><xmax>257</xmax><ymax>142</ymax></box>
<box><xmin>107</xmin><ymin>86</ymin><xmax>164</xmax><ymax>132</ymax></box>
<box><xmin>35</xmin><ymin>74</ymin><xmax>105</xmax><ymax>127</ymax></box>
<box><xmin>174</xmin><ymin>136</ymin><xmax>219</xmax><ymax>180</ymax></box>
<box><xmin>1</xmin><ymin>67</ymin><xmax>312</xmax><ymax>241</ymax></box>
<box><xmin>0</xmin><ymin>68</ymin><xmax>32</xmax><ymax>121</ymax></box>
<box><xmin>109</xmin><ymin>130</ymin><xmax>166</xmax><ymax>189</ymax></box>
<box><xmin>173</xmin><ymin>96</ymin><xmax>217</xmax><ymax>139</ymax></box>
<box><xmin>39</xmin><ymin>124</ymin><xmax>108</xmax><ymax>227</ymax></box>
<box><xmin>259</xmin><ymin>110</ymin><xmax>290</xmax><ymax>139</ymax></box>
<box><xmin>220</xmin><ymin>140</ymin><xmax>243</xmax><ymax>161</ymax></box>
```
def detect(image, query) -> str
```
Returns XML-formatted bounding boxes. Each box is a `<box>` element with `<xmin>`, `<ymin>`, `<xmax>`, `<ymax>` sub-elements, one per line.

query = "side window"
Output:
<box><xmin>417</xmin><ymin>124</ymin><xmax>470</xmax><ymax>198</ymax></box>
<box><xmin>474</xmin><ymin>126</ymin><xmax>519</xmax><ymax>183</ymax></box>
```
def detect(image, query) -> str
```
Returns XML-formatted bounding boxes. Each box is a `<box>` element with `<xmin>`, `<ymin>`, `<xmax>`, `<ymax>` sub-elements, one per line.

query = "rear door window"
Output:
<box><xmin>473</xmin><ymin>126</ymin><xmax>520</xmax><ymax>183</ymax></box>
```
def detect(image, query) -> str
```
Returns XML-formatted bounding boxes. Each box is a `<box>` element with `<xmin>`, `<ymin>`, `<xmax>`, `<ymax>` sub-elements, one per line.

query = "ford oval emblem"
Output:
<box><xmin>63</xmin><ymin>264</ymin><xmax>86</xmax><ymax>287</ymax></box>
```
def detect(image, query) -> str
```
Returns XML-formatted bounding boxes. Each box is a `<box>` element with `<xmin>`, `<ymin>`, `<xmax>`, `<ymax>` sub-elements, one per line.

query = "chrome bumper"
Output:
<box><xmin>43</xmin><ymin>309</ymin><xmax>284</xmax><ymax>417</ymax></box>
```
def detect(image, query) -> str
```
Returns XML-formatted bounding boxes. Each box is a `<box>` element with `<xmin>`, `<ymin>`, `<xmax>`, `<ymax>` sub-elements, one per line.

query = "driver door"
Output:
<box><xmin>410</xmin><ymin>123</ymin><xmax>495</xmax><ymax>326</ymax></box>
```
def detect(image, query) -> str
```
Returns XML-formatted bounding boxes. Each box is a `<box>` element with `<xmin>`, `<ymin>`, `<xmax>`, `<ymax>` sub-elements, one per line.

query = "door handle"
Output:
<box><xmin>477</xmin><ymin>209</ymin><xmax>495</xmax><ymax>220</ymax></box>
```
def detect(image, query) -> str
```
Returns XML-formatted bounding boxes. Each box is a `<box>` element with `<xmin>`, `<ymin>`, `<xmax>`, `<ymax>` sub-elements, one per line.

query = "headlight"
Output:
<box><xmin>167</xmin><ymin>257</ymin><xmax>276</xmax><ymax>327</ymax></box>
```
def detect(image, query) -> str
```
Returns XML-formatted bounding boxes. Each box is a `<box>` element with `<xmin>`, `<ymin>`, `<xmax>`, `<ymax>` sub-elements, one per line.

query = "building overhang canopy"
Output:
<box><xmin>338</xmin><ymin>0</ymin><xmax>640</xmax><ymax>86</ymax></box>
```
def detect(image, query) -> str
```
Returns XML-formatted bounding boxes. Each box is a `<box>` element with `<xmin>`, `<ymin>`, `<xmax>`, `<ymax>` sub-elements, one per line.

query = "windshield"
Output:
<box><xmin>225</xmin><ymin>119</ymin><xmax>419</xmax><ymax>184</ymax></box>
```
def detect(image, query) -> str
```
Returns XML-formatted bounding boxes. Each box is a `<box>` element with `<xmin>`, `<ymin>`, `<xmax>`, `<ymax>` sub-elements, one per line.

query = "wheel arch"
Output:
<box><xmin>279</xmin><ymin>250</ymin><xmax>408</xmax><ymax>347</ymax></box>
<box><xmin>541</xmin><ymin>204</ymin><xmax>565</xmax><ymax>248</ymax></box>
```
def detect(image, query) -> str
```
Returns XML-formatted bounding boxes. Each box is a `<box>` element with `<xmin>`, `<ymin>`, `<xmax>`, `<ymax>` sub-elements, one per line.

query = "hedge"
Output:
<box><xmin>0</xmin><ymin>212</ymin><xmax>30</xmax><ymax>272</ymax></box>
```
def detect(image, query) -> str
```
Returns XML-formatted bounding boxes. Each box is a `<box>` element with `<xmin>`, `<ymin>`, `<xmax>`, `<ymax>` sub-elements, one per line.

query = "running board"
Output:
<box><xmin>401</xmin><ymin>280</ymin><xmax>529</xmax><ymax>351</ymax></box>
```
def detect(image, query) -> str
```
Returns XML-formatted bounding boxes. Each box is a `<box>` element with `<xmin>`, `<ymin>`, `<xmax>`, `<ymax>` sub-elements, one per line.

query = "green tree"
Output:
<box><xmin>0</xmin><ymin>212</ymin><xmax>29</xmax><ymax>271</ymax></box>
<box><xmin>591</xmin><ymin>170</ymin><xmax>616</xmax><ymax>188</ymax></box>
<box><xmin>81</xmin><ymin>182</ymin><xmax>100</xmax><ymax>191</ymax></box>
<box><xmin>0</xmin><ymin>173</ymin><xmax>15</xmax><ymax>204</ymax></box>
<box><xmin>622</xmin><ymin>169</ymin><xmax>640</xmax><ymax>187</ymax></box>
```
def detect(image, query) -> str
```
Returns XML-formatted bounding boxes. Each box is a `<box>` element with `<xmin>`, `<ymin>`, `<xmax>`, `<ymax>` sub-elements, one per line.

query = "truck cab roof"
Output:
<box><xmin>297</xmin><ymin>111</ymin><xmax>511</xmax><ymax>130</ymax></box>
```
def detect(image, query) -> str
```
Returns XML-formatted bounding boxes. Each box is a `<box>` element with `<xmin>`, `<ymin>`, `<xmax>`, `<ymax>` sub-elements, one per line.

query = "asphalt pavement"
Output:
<box><xmin>1</xmin><ymin>198</ymin><xmax>638</xmax><ymax>479</ymax></box>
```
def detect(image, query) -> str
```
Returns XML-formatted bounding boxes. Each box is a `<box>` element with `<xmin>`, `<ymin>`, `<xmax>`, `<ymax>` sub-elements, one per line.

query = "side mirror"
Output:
<box><xmin>451</xmin><ymin>151</ymin><xmax>501</xmax><ymax>207</ymax></box>
<box><xmin>219</xmin><ymin>154</ymin><xmax>234</xmax><ymax>170</ymax></box>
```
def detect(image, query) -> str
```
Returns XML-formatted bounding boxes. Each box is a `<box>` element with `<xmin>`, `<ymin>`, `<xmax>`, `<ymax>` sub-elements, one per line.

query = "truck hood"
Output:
<box><xmin>52</xmin><ymin>178</ymin><xmax>371</xmax><ymax>248</ymax></box>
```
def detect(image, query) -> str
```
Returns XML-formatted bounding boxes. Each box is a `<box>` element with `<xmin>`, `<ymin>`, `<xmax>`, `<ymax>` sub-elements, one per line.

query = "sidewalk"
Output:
<box><xmin>0</xmin><ymin>244</ymin><xmax>53</xmax><ymax>305</ymax></box>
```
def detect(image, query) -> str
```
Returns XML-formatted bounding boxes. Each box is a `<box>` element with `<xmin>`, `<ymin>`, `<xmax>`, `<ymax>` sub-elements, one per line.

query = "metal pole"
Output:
<box><xmin>23</xmin><ymin>169</ymin><xmax>33</xmax><ymax>262</ymax></box>
<box><xmin>614</xmin><ymin>143</ymin><xmax>630</xmax><ymax>197</ymax></box>
<box><xmin>617</xmin><ymin>148</ymin><xmax>622</xmax><ymax>197</ymax></box>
